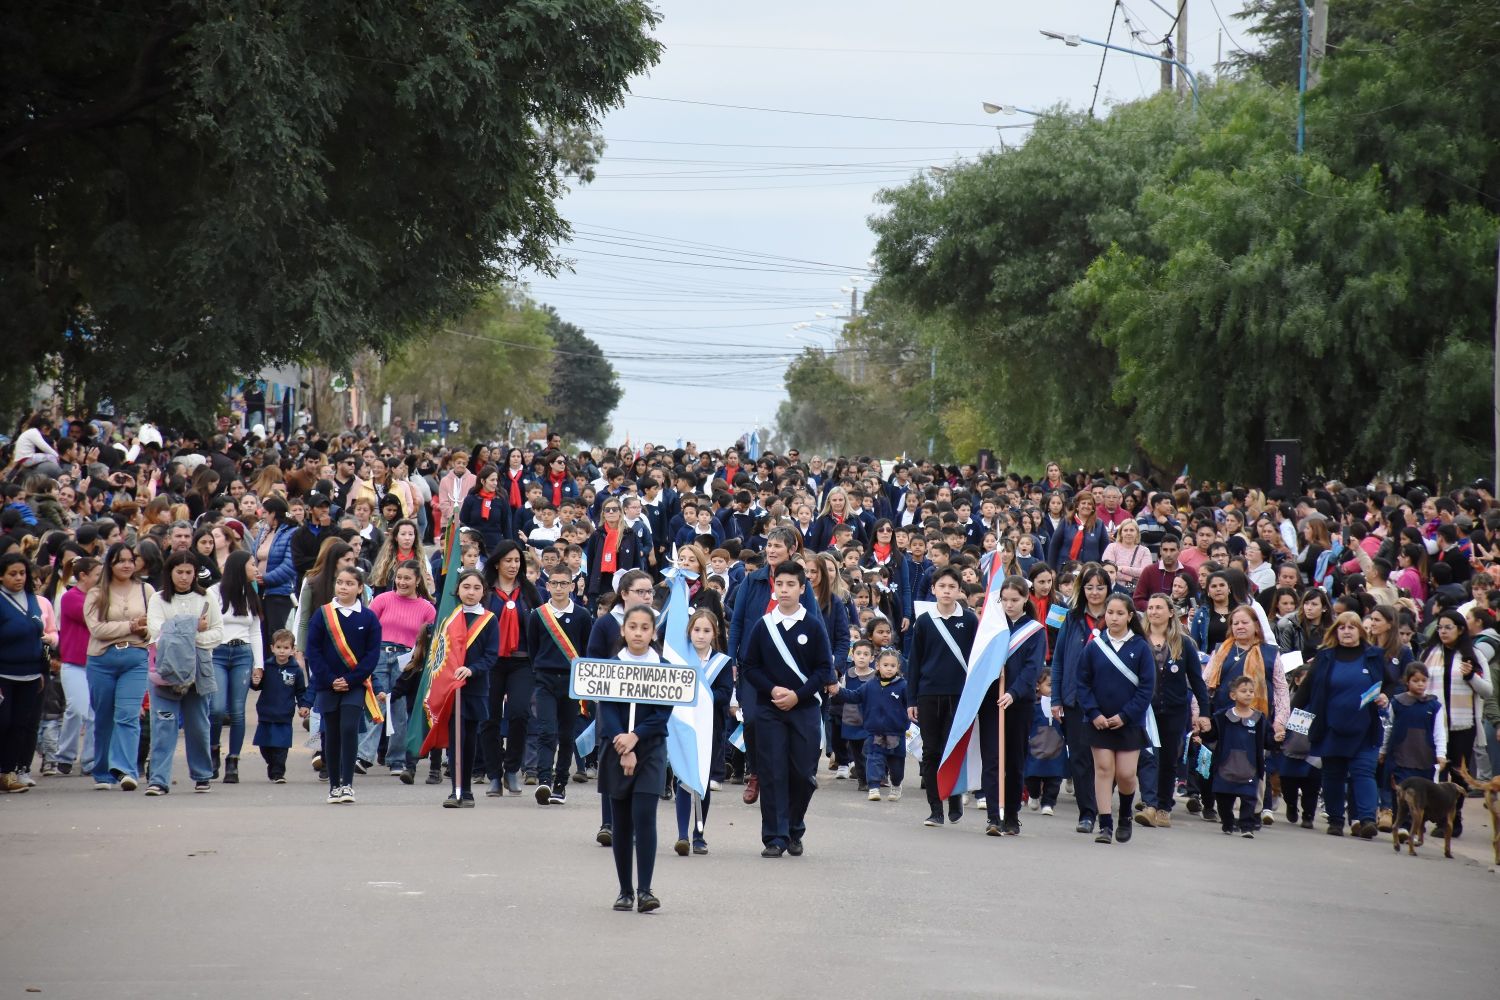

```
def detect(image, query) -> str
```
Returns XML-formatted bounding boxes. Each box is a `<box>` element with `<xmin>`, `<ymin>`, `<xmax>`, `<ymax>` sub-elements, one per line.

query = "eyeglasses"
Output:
<box><xmin>627</xmin><ymin>587</ymin><xmax>654</xmax><ymax>596</ymax></box>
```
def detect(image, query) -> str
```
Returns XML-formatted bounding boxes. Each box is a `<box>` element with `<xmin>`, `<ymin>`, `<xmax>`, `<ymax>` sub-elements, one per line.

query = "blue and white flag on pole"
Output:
<box><xmin>575</xmin><ymin>720</ymin><xmax>596</xmax><ymax>759</ymax></box>
<box><xmin>663</xmin><ymin>572</ymin><xmax>714</xmax><ymax>797</ymax></box>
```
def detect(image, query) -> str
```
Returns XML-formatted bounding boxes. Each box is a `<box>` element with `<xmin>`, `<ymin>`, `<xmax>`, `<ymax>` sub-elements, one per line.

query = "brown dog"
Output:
<box><xmin>1392</xmin><ymin>777</ymin><xmax>1465</xmax><ymax>858</ymax></box>
<box><xmin>1457</xmin><ymin>761</ymin><xmax>1500</xmax><ymax>865</ymax></box>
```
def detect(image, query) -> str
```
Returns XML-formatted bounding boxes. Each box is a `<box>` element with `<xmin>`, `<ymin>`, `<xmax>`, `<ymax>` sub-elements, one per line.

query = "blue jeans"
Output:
<box><xmin>1482</xmin><ymin>719</ymin><xmax>1499</xmax><ymax>781</ymax></box>
<box><xmin>86</xmin><ymin>646</ymin><xmax>149</xmax><ymax>782</ymax></box>
<box><xmin>57</xmin><ymin>663</ymin><xmax>93</xmax><ymax>768</ymax></box>
<box><xmin>148</xmin><ymin>685</ymin><xmax>214</xmax><ymax>787</ymax></box>
<box><xmin>210</xmin><ymin>643</ymin><xmax>254</xmax><ymax>757</ymax></box>
<box><xmin>1320</xmin><ymin>745</ymin><xmax>1378</xmax><ymax>825</ymax></box>
<box><xmin>357</xmin><ymin>645</ymin><xmax>409</xmax><ymax>769</ymax></box>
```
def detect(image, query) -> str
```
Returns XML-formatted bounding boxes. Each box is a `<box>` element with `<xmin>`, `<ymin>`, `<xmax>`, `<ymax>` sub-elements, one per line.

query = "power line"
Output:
<box><xmin>1206</xmin><ymin>0</ymin><xmax>1254</xmax><ymax>56</ymax></box>
<box><xmin>1092</xmin><ymin>2</ymin><xmax>1122</xmax><ymax>118</ymax></box>
<box><xmin>633</xmin><ymin>95</ymin><xmax>1023</xmax><ymax>130</ymax></box>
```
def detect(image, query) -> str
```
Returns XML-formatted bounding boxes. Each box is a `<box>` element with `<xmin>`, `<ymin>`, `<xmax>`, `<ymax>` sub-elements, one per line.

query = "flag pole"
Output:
<box><xmin>997</xmin><ymin>673</ymin><xmax>1006</xmax><ymax>825</ymax></box>
<box><xmin>693</xmin><ymin>789</ymin><xmax>703</xmax><ymax>838</ymax></box>
<box><xmin>453</xmin><ymin>683</ymin><xmax>462</xmax><ymax>799</ymax></box>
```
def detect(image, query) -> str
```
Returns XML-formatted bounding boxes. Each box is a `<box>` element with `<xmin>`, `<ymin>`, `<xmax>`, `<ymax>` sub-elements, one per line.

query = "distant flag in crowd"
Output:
<box><xmin>664</xmin><ymin>573</ymin><xmax>714</xmax><ymax>798</ymax></box>
<box><xmin>747</xmin><ymin>430</ymin><xmax>761</xmax><ymax>461</ymax></box>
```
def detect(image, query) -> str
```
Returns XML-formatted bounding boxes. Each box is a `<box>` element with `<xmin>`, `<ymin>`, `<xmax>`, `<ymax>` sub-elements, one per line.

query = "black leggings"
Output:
<box><xmin>321</xmin><ymin>703</ymin><xmax>360</xmax><ymax>788</ymax></box>
<box><xmin>611</xmin><ymin>792</ymin><xmax>659</xmax><ymax>895</ymax></box>
<box><xmin>1282</xmin><ymin>770</ymin><xmax>1321</xmax><ymax>821</ymax></box>
<box><xmin>0</xmin><ymin>675</ymin><xmax>44</xmax><ymax>773</ymax></box>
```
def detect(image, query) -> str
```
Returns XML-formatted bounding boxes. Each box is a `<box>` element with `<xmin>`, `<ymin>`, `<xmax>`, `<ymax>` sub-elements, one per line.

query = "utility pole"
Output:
<box><xmin>1176</xmin><ymin>0</ymin><xmax>1189</xmax><ymax>99</ymax></box>
<box><xmin>1309</xmin><ymin>0</ymin><xmax>1329</xmax><ymax>88</ymax></box>
<box><xmin>1160</xmin><ymin>40</ymin><xmax>1174</xmax><ymax>93</ymax></box>
<box><xmin>1493</xmin><ymin>232</ymin><xmax>1499</xmax><ymax>493</ymax></box>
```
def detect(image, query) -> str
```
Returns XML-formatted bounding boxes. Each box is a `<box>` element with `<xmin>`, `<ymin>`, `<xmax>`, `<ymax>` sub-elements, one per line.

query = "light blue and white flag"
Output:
<box><xmin>574</xmin><ymin>720</ymin><xmax>596</xmax><ymax>759</ymax></box>
<box><xmin>663</xmin><ymin>572</ymin><xmax>714</xmax><ymax>797</ymax></box>
<box><xmin>729</xmin><ymin>723</ymin><xmax>746</xmax><ymax>753</ymax></box>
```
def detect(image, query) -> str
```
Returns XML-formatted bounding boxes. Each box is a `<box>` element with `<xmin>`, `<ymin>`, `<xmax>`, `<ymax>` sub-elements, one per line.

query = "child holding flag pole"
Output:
<box><xmin>527</xmin><ymin>570</ymin><xmax>593</xmax><ymax>806</ymax></box>
<box><xmin>421</xmin><ymin>569</ymin><xmax>497</xmax><ymax>808</ymax></box>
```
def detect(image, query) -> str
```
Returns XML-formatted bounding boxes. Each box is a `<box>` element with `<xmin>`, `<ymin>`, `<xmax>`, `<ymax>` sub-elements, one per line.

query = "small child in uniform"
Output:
<box><xmin>1206</xmin><ymin>675</ymin><xmax>1271</xmax><ymax>837</ymax></box>
<box><xmin>1279</xmin><ymin>671</ymin><xmax>1321</xmax><ymax>829</ymax></box>
<box><xmin>250</xmin><ymin>629</ymin><xmax>310</xmax><ymax>782</ymax></box>
<box><xmin>858</xmin><ymin>648</ymin><xmax>908</xmax><ymax>801</ymax></box>
<box><xmin>1381</xmin><ymin>663</ymin><xmax>1447</xmax><ymax>843</ymax></box>
<box><xmin>1024</xmin><ymin>672</ymin><xmax>1066</xmax><ymax>815</ymax></box>
<box><xmin>833</xmin><ymin>639</ymin><xmax>876</xmax><ymax>788</ymax></box>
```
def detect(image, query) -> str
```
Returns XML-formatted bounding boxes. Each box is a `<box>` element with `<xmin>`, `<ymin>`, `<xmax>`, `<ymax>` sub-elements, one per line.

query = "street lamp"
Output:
<box><xmin>981</xmin><ymin>102</ymin><xmax>1042</xmax><ymax>117</ymax></box>
<box><xmin>1040</xmin><ymin>29</ymin><xmax>1199</xmax><ymax>111</ymax></box>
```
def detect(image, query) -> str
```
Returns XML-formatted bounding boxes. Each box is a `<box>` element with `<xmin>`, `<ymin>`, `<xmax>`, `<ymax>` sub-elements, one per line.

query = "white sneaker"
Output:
<box><xmin>708</xmin><ymin>780</ymin><xmax>721</xmax><ymax>791</ymax></box>
<box><xmin>835</xmin><ymin>765</ymin><xmax>850</xmax><ymax>780</ymax></box>
<box><xmin>1029</xmin><ymin>798</ymin><xmax>1040</xmax><ymax>811</ymax></box>
<box><xmin>886</xmin><ymin>787</ymin><xmax>902</xmax><ymax>802</ymax></box>
<box><xmin>1041</xmin><ymin>805</ymin><xmax>1055</xmax><ymax>817</ymax></box>
<box><xmin>340</xmin><ymin>785</ymin><xmax>356</xmax><ymax>803</ymax></box>
<box><xmin>868</xmin><ymin>788</ymin><xmax>882</xmax><ymax>801</ymax></box>
<box><xmin>1261</xmin><ymin>809</ymin><xmax>1275</xmax><ymax>826</ymax></box>
<box><xmin>119</xmin><ymin>774</ymin><xmax>138</xmax><ymax>792</ymax></box>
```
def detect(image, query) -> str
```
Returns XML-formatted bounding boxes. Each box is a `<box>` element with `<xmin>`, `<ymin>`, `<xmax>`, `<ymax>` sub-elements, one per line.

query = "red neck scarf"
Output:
<box><xmin>478</xmin><ymin>489</ymin><xmax>496</xmax><ymax>519</ymax></box>
<box><xmin>507</xmin><ymin>469</ymin><xmax>524</xmax><ymax>508</ymax></box>
<box><xmin>873</xmin><ymin>542</ymin><xmax>892</xmax><ymax>563</ymax></box>
<box><xmin>548</xmin><ymin>471</ymin><xmax>568</xmax><ymax>505</ymax></box>
<box><xmin>601</xmin><ymin>522</ymin><xmax>621</xmax><ymax>571</ymax></box>
<box><xmin>396</xmin><ymin>547</ymin><xmax>415</xmax><ymax>564</ymax></box>
<box><xmin>1069</xmin><ymin>518</ymin><xmax>1088</xmax><ymax>561</ymax></box>
<box><xmin>494</xmin><ymin>585</ymin><xmax>521</xmax><ymax>657</ymax></box>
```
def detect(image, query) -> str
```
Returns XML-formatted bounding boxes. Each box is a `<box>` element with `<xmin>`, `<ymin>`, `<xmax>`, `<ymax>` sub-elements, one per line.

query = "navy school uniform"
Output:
<box><xmin>448</xmin><ymin>606</ymin><xmax>500</xmax><ymax>798</ymax></box>
<box><xmin>807</xmin><ymin>513</ymin><xmax>865</xmax><ymax>553</ymax></box>
<box><xmin>1077</xmin><ymin>631</ymin><xmax>1156</xmax><ymax>750</ymax></box>
<box><xmin>251</xmin><ymin>656</ymin><xmax>309</xmax><ymax>780</ymax></box>
<box><xmin>597</xmin><ymin>655</ymin><xmax>673</xmax><ymax>898</ymax></box>
<box><xmin>1206</xmin><ymin>705</ymin><xmax>1271</xmax><ymax>832</ymax></box>
<box><xmin>459</xmin><ymin>490</ymin><xmax>512</xmax><ymax>555</ymax></box>
<box><xmin>526</xmin><ymin>600</ymin><xmax>594</xmax><ymax>788</ymax></box>
<box><xmin>1025</xmin><ymin>698</ymin><xmax>1068</xmax><ymax>780</ymax></box>
<box><xmin>740</xmin><ymin>609</ymin><xmax>836</xmax><ymax>849</ymax></box>
<box><xmin>584</xmin><ymin>526</ymin><xmax>646</xmax><ymax>600</ymax></box>
<box><xmin>907</xmin><ymin>607</ymin><xmax>977</xmax><ymax>815</ymax></box>
<box><xmin>858</xmin><ymin>673</ymin><xmax>909</xmax><ymax>789</ymax></box>
<box><xmin>983</xmin><ymin>616</ymin><xmax>1046</xmax><ymax>825</ymax></box>
<box><xmin>1384</xmin><ymin>691</ymin><xmax>1443</xmax><ymax>781</ymax></box>
<box><xmin>306</xmin><ymin>601</ymin><xmax>382</xmax><ymax>789</ymax></box>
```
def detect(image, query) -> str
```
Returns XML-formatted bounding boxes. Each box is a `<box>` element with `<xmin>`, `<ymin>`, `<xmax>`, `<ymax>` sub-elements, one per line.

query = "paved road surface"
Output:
<box><xmin>3</xmin><ymin>743</ymin><xmax>1497</xmax><ymax>999</ymax></box>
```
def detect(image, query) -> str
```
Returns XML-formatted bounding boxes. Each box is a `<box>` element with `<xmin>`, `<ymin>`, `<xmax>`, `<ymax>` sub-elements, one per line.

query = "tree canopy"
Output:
<box><xmin>1</xmin><ymin>0</ymin><xmax>660</xmax><ymax>425</ymax></box>
<box><xmin>821</xmin><ymin>0</ymin><xmax>1500</xmax><ymax>484</ymax></box>
<box><xmin>543</xmin><ymin>309</ymin><xmax>620</xmax><ymax>444</ymax></box>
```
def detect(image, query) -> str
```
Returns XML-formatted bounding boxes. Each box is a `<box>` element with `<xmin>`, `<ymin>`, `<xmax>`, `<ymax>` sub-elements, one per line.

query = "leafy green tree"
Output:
<box><xmin>541</xmin><ymin>309</ymin><xmax>619</xmax><ymax>445</ymax></box>
<box><xmin>0</xmin><ymin>0</ymin><xmax>660</xmax><ymax>426</ymax></box>
<box><xmin>379</xmin><ymin>287</ymin><xmax>555</xmax><ymax>442</ymax></box>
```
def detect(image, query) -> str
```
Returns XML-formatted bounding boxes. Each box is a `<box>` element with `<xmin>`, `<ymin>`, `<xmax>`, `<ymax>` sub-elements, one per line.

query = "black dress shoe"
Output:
<box><xmin>596</xmin><ymin>825</ymin><xmax>613</xmax><ymax>847</ymax></box>
<box><xmin>443</xmin><ymin>794</ymin><xmax>460</xmax><ymax>808</ymax></box>
<box><xmin>458</xmin><ymin>795</ymin><xmax>475</xmax><ymax>808</ymax></box>
<box><xmin>1076</xmin><ymin>817</ymin><xmax>1095</xmax><ymax>834</ymax></box>
<box><xmin>399</xmin><ymin>767</ymin><xmax>415</xmax><ymax>785</ymax></box>
<box><xmin>1094</xmin><ymin>826</ymin><xmax>1114</xmax><ymax>844</ymax></box>
<box><xmin>787</xmin><ymin>839</ymin><xmax>804</xmax><ymax>857</ymax></box>
<box><xmin>637</xmin><ymin>891</ymin><xmax>660</xmax><ymax>913</ymax></box>
<box><xmin>760</xmin><ymin>844</ymin><xmax>785</xmax><ymax>858</ymax></box>
<box><xmin>1115</xmin><ymin>817</ymin><xmax>1133</xmax><ymax>843</ymax></box>
<box><xmin>985</xmin><ymin>822</ymin><xmax>1002</xmax><ymax>836</ymax></box>
<box><xmin>1002</xmin><ymin>822</ymin><xmax>1021</xmax><ymax>836</ymax></box>
<box><xmin>613</xmin><ymin>893</ymin><xmax>634</xmax><ymax>911</ymax></box>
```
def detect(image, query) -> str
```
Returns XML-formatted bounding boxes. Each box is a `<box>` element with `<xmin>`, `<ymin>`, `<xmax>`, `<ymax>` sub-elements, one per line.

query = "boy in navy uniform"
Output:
<box><xmin>907</xmin><ymin>567</ymin><xmax>978</xmax><ymax>826</ymax></box>
<box><xmin>1381</xmin><ymin>663</ymin><xmax>1447</xmax><ymax>843</ymax></box>
<box><xmin>527</xmin><ymin>573</ymin><xmax>594</xmax><ymax>805</ymax></box>
<box><xmin>740</xmin><ymin>561</ymin><xmax>837</xmax><ymax>857</ymax></box>
<box><xmin>249</xmin><ymin>629</ymin><xmax>310</xmax><ymax>782</ymax></box>
<box><xmin>1205</xmin><ymin>676</ymin><xmax>1272</xmax><ymax>837</ymax></box>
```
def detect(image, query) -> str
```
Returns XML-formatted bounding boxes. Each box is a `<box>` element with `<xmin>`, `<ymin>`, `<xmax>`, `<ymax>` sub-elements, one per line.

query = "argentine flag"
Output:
<box><xmin>663</xmin><ymin>573</ymin><xmax>714</xmax><ymax>798</ymax></box>
<box><xmin>935</xmin><ymin>570</ymin><xmax>1018</xmax><ymax>800</ymax></box>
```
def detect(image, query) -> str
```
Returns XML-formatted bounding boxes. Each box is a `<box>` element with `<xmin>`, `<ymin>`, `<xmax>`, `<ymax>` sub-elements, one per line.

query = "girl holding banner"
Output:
<box><xmin>601</xmin><ymin>605</ymin><xmax>671</xmax><ymax>913</ymax></box>
<box><xmin>1077</xmin><ymin>593</ymin><xmax>1155</xmax><ymax>844</ymax></box>
<box><xmin>305</xmin><ymin>567</ymin><xmax>382</xmax><ymax>804</ymax></box>
<box><xmin>430</xmin><ymin>569</ymin><xmax>497</xmax><ymax>808</ymax></box>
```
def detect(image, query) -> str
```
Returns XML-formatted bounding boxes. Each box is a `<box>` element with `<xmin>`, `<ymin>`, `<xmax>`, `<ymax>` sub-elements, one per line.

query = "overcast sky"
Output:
<box><xmin>523</xmin><ymin>0</ymin><xmax>1258</xmax><ymax>450</ymax></box>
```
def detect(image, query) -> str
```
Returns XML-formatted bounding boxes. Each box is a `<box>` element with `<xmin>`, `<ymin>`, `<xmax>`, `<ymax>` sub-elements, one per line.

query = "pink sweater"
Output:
<box><xmin>369</xmin><ymin>592</ymin><xmax>437</xmax><ymax>648</ymax></box>
<box><xmin>59</xmin><ymin>587</ymin><xmax>90</xmax><ymax>666</ymax></box>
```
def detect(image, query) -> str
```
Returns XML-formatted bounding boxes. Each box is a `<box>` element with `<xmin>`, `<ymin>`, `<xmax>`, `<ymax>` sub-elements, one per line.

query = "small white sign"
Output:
<box><xmin>568</xmin><ymin>658</ymin><xmax>698</xmax><ymax>706</ymax></box>
<box><xmin>1286</xmin><ymin>708</ymin><xmax>1315</xmax><ymax>735</ymax></box>
<box><xmin>1280</xmin><ymin>650</ymin><xmax>1306</xmax><ymax>672</ymax></box>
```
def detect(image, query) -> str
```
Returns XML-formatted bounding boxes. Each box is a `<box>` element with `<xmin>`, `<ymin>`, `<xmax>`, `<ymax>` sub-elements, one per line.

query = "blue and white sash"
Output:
<box><xmin>1091</xmin><ymin>631</ymin><xmax>1160</xmax><ymax>748</ymax></box>
<box><xmin>765</xmin><ymin>614</ymin><xmax>824</xmax><ymax>750</ymax></box>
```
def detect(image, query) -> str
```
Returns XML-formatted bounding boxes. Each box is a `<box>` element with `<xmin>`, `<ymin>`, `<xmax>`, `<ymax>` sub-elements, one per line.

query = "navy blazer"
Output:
<box><xmin>1078</xmin><ymin>631</ymin><xmax>1156</xmax><ymax>726</ymax></box>
<box><xmin>453</xmin><ymin>609</ymin><xmax>500</xmax><ymax>718</ymax></box>
<box><xmin>306</xmin><ymin>603</ymin><xmax>382</xmax><ymax>710</ymax></box>
<box><xmin>460</xmin><ymin>491</ymin><xmax>512</xmax><ymax>554</ymax></box>
<box><xmin>1047</xmin><ymin>519</ymin><xmax>1111</xmax><ymax>567</ymax></box>
<box><xmin>807</xmin><ymin>513</ymin><xmax>865</xmax><ymax>553</ymax></box>
<box><xmin>597</xmin><ymin>682</ymin><xmax>672</xmax><ymax>798</ymax></box>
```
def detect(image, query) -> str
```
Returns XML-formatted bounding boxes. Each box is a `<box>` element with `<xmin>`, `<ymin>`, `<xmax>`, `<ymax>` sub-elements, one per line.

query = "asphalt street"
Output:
<box><xmin>2</xmin><ymin>739</ymin><xmax>1497</xmax><ymax>1000</ymax></box>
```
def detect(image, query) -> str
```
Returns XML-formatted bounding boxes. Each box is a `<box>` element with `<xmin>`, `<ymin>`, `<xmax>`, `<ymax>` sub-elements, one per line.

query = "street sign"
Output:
<box><xmin>568</xmin><ymin>658</ymin><xmax>697</xmax><ymax>706</ymax></box>
<box><xmin>417</xmin><ymin>419</ymin><xmax>440</xmax><ymax>433</ymax></box>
